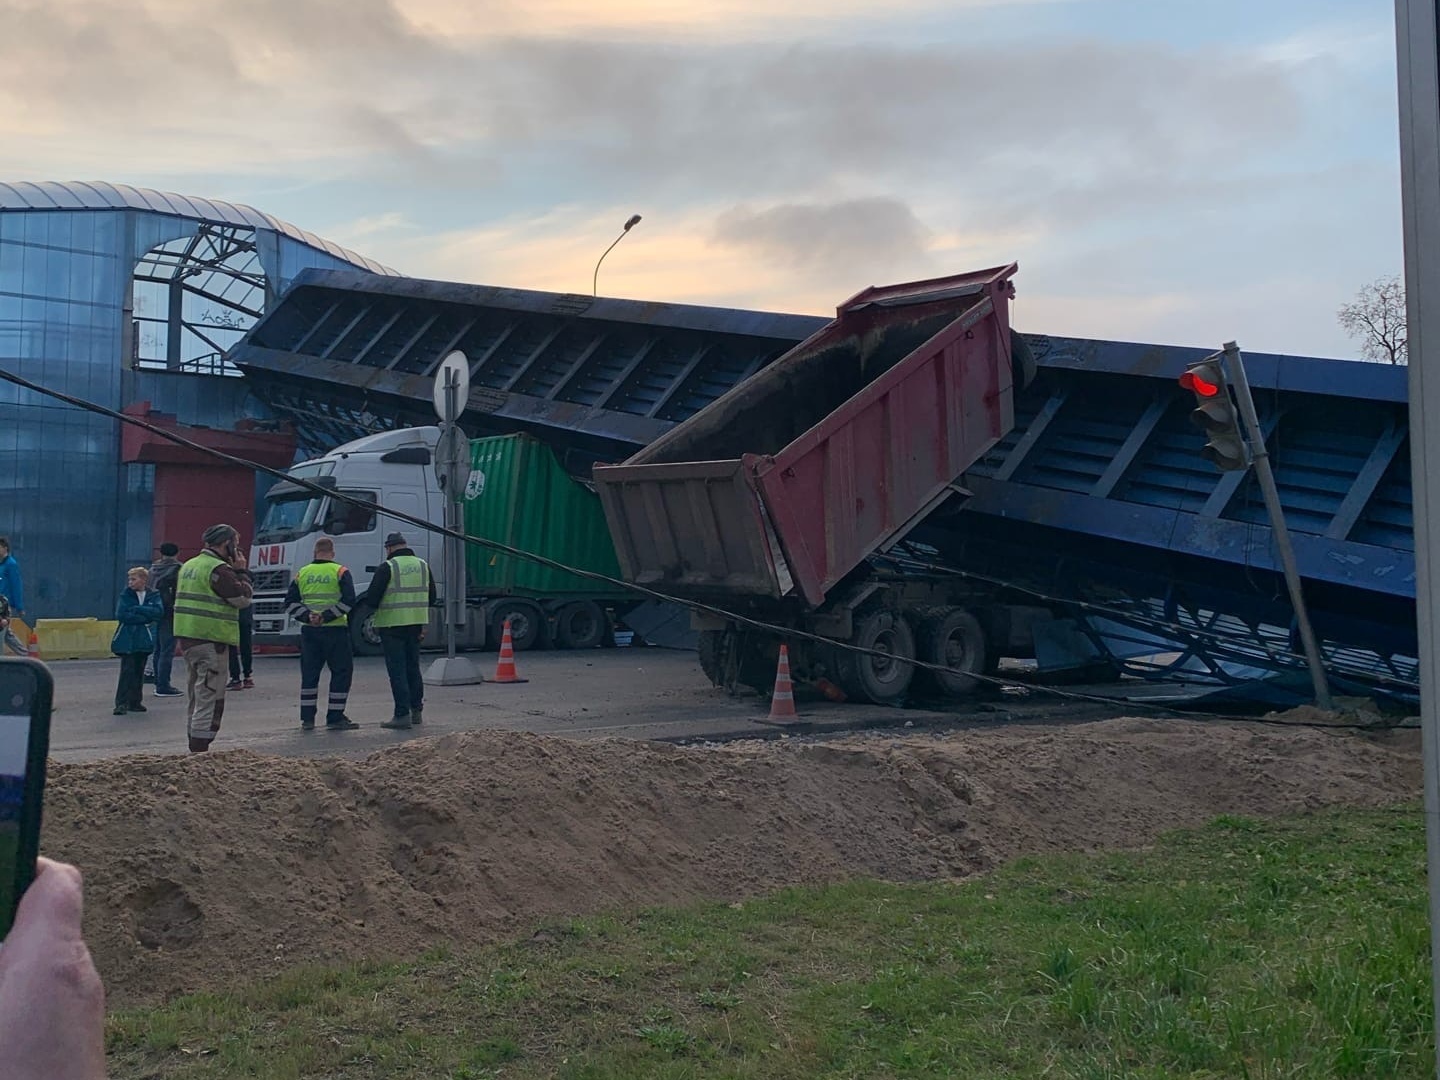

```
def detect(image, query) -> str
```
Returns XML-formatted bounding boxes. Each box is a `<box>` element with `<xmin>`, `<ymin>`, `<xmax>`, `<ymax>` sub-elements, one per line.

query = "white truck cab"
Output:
<box><xmin>249</xmin><ymin>427</ymin><xmax>482</xmax><ymax>653</ymax></box>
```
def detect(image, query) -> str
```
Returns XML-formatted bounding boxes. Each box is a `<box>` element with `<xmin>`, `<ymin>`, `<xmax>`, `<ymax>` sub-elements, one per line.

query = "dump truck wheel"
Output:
<box><xmin>835</xmin><ymin>610</ymin><xmax>916</xmax><ymax>706</ymax></box>
<box><xmin>917</xmin><ymin>608</ymin><xmax>987</xmax><ymax>697</ymax></box>
<box><xmin>555</xmin><ymin>601</ymin><xmax>607</xmax><ymax>649</ymax></box>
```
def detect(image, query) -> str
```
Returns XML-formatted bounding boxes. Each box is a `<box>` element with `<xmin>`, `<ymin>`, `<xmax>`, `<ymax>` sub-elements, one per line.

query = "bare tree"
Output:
<box><xmin>1338</xmin><ymin>275</ymin><xmax>1408</xmax><ymax>364</ymax></box>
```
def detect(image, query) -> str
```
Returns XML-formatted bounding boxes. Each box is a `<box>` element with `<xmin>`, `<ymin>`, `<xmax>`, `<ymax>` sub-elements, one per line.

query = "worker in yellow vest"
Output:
<box><xmin>172</xmin><ymin>523</ymin><xmax>253</xmax><ymax>753</ymax></box>
<box><xmin>284</xmin><ymin>537</ymin><xmax>358</xmax><ymax>731</ymax></box>
<box><xmin>359</xmin><ymin>532</ymin><xmax>436</xmax><ymax>730</ymax></box>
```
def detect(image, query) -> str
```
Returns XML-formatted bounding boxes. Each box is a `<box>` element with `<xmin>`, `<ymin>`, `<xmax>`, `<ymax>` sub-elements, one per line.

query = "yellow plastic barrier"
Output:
<box><xmin>35</xmin><ymin>617</ymin><xmax>120</xmax><ymax>661</ymax></box>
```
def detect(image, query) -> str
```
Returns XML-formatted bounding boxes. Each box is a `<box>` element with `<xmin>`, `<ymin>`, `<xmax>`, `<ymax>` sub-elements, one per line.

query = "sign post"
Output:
<box><xmin>424</xmin><ymin>351</ymin><xmax>483</xmax><ymax>687</ymax></box>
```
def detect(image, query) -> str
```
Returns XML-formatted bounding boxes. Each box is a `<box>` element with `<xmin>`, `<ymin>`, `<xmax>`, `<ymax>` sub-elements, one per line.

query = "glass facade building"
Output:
<box><xmin>0</xmin><ymin>181</ymin><xmax>392</xmax><ymax>618</ymax></box>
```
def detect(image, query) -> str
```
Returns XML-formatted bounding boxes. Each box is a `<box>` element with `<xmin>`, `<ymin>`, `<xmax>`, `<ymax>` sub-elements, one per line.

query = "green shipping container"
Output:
<box><xmin>463</xmin><ymin>433</ymin><xmax>629</xmax><ymax>599</ymax></box>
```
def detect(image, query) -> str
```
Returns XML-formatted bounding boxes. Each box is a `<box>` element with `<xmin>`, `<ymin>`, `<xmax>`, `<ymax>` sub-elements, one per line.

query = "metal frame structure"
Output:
<box><xmin>131</xmin><ymin>222</ymin><xmax>266</xmax><ymax>375</ymax></box>
<box><xmin>232</xmin><ymin>268</ymin><xmax>824</xmax><ymax>460</ymax></box>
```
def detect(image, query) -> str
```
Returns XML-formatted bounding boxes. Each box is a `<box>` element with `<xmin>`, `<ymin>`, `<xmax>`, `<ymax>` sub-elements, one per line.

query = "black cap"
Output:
<box><xmin>384</xmin><ymin>532</ymin><xmax>408</xmax><ymax>547</ymax></box>
<box><xmin>158</xmin><ymin>542</ymin><xmax>179</xmax><ymax>556</ymax></box>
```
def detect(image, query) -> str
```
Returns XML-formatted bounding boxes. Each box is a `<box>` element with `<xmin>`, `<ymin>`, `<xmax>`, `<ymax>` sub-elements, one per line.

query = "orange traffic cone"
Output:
<box><xmin>492</xmin><ymin>618</ymin><xmax>529</xmax><ymax>684</ymax></box>
<box><xmin>767</xmin><ymin>644</ymin><xmax>799</xmax><ymax>723</ymax></box>
<box><xmin>25</xmin><ymin>632</ymin><xmax>39</xmax><ymax>660</ymax></box>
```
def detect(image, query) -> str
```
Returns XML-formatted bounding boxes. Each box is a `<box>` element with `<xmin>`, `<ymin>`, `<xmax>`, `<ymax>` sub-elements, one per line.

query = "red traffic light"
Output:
<box><xmin>1179</xmin><ymin>370</ymin><xmax>1221</xmax><ymax>398</ymax></box>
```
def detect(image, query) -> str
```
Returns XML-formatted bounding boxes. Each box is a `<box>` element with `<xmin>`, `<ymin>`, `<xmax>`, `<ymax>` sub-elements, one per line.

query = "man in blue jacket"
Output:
<box><xmin>0</xmin><ymin>537</ymin><xmax>25</xmax><ymax>656</ymax></box>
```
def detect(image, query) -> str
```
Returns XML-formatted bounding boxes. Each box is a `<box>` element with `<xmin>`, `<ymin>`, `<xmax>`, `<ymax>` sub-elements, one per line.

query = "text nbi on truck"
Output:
<box><xmin>249</xmin><ymin>428</ymin><xmax>633</xmax><ymax>654</ymax></box>
<box><xmin>593</xmin><ymin>265</ymin><xmax>1038</xmax><ymax>705</ymax></box>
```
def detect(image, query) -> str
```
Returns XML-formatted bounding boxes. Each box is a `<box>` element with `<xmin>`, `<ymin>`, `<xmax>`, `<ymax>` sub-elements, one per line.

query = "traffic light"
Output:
<box><xmin>1180</xmin><ymin>358</ymin><xmax>1248</xmax><ymax>471</ymax></box>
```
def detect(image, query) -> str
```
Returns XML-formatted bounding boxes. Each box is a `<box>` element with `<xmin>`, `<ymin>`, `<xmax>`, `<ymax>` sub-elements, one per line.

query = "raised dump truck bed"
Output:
<box><xmin>593</xmin><ymin>266</ymin><xmax>1025</xmax><ymax>705</ymax></box>
<box><xmin>594</xmin><ymin>265</ymin><xmax>1020</xmax><ymax>608</ymax></box>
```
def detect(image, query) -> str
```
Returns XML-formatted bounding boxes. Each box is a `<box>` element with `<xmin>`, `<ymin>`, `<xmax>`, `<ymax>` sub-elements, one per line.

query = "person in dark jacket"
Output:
<box><xmin>360</xmin><ymin>532</ymin><xmax>436</xmax><ymax>729</ymax></box>
<box><xmin>0</xmin><ymin>537</ymin><xmax>25</xmax><ymax>656</ymax></box>
<box><xmin>147</xmin><ymin>542</ymin><xmax>183</xmax><ymax>697</ymax></box>
<box><xmin>284</xmin><ymin>537</ymin><xmax>358</xmax><ymax>730</ymax></box>
<box><xmin>112</xmin><ymin>567</ymin><xmax>163</xmax><ymax>716</ymax></box>
<box><xmin>226</xmin><ymin>545</ymin><xmax>255</xmax><ymax>690</ymax></box>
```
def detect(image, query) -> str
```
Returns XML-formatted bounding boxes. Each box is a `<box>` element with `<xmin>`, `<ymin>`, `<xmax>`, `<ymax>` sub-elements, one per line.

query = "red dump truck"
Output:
<box><xmin>593</xmin><ymin>264</ymin><xmax>1041</xmax><ymax>704</ymax></box>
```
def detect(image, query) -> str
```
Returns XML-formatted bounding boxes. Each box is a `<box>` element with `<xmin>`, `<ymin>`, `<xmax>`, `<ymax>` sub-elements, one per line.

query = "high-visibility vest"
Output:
<box><xmin>297</xmin><ymin>561</ymin><xmax>347</xmax><ymax>627</ymax></box>
<box><xmin>371</xmin><ymin>555</ymin><xmax>430</xmax><ymax>628</ymax></box>
<box><xmin>172</xmin><ymin>551</ymin><xmax>239</xmax><ymax>645</ymax></box>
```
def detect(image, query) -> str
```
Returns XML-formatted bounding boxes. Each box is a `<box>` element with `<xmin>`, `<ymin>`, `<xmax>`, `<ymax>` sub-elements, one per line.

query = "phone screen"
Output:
<box><xmin>0</xmin><ymin>659</ymin><xmax>51</xmax><ymax>937</ymax></box>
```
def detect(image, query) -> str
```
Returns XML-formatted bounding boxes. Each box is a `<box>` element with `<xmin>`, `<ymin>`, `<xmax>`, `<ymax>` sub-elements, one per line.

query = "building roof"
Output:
<box><xmin>0</xmin><ymin>180</ymin><xmax>397</xmax><ymax>276</ymax></box>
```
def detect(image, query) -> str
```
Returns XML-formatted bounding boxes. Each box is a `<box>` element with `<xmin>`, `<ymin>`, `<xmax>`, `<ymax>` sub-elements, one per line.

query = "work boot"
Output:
<box><xmin>326</xmin><ymin>714</ymin><xmax>359</xmax><ymax>730</ymax></box>
<box><xmin>188</xmin><ymin>737</ymin><xmax>211</xmax><ymax>753</ymax></box>
<box><xmin>129</xmin><ymin>703</ymin><xmax>147</xmax><ymax>713</ymax></box>
<box><xmin>381</xmin><ymin>715</ymin><xmax>412</xmax><ymax>730</ymax></box>
<box><xmin>409</xmin><ymin>707</ymin><xmax>423</xmax><ymax>725</ymax></box>
<box><xmin>112</xmin><ymin>705</ymin><xmax>127</xmax><ymax>716</ymax></box>
<box><xmin>300</xmin><ymin>714</ymin><xmax>315</xmax><ymax>730</ymax></box>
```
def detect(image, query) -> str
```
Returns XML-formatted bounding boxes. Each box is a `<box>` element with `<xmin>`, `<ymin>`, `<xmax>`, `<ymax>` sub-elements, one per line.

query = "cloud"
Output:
<box><xmin>0</xmin><ymin>0</ymin><xmax>1401</xmax><ymax>357</ymax></box>
<box><xmin>327</xmin><ymin>211</ymin><xmax>418</xmax><ymax>245</ymax></box>
<box><xmin>371</xmin><ymin>197</ymin><xmax>1025</xmax><ymax>317</ymax></box>
<box><xmin>393</xmin><ymin>0</ymin><xmax>1076</xmax><ymax>41</ymax></box>
<box><xmin>1</xmin><ymin>1</ymin><xmax>1302</xmax><ymax>198</ymax></box>
<box><xmin>713</xmin><ymin>198</ymin><xmax>931</xmax><ymax>273</ymax></box>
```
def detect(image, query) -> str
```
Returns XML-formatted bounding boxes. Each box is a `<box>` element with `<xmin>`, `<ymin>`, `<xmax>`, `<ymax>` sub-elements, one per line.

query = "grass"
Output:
<box><xmin>107</xmin><ymin>807</ymin><xmax>1432</xmax><ymax>1078</ymax></box>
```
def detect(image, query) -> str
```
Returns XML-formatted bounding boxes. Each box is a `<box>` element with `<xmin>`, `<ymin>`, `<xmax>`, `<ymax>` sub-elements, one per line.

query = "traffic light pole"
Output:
<box><xmin>1395</xmin><ymin>5</ymin><xmax>1440</xmax><ymax>1069</ymax></box>
<box><xmin>1220</xmin><ymin>341</ymin><xmax>1333</xmax><ymax>711</ymax></box>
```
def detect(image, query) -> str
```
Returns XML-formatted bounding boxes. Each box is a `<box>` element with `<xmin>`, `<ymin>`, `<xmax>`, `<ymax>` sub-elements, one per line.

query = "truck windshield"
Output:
<box><xmin>256</xmin><ymin>495</ymin><xmax>322</xmax><ymax>543</ymax></box>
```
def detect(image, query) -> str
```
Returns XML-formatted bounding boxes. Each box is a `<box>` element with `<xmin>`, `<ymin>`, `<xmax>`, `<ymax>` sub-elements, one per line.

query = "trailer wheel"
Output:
<box><xmin>488</xmin><ymin>600</ymin><xmax>543</xmax><ymax>652</ymax></box>
<box><xmin>697</xmin><ymin>630</ymin><xmax>726</xmax><ymax>687</ymax></box>
<box><xmin>835</xmin><ymin>610</ymin><xmax>916</xmax><ymax>706</ymax></box>
<box><xmin>555</xmin><ymin>601</ymin><xmax>607</xmax><ymax>649</ymax></box>
<box><xmin>350</xmin><ymin>610</ymin><xmax>384</xmax><ymax>657</ymax></box>
<box><xmin>917</xmin><ymin>608</ymin><xmax>987</xmax><ymax>697</ymax></box>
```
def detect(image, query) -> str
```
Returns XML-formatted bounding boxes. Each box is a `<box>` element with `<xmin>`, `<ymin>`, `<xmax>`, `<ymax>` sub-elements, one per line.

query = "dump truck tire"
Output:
<box><xmin>916</xmin><ymin>607</ymin><xmax>987</xmax><ymax>697</ymax></box>
<box><xmin>834</xmin><ymin>609</ymin><xmax>916</xmax><ymax>706</ymax></box>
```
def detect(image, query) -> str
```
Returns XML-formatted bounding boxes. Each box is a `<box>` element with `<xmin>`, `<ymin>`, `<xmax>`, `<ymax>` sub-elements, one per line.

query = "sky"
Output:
<box><xmin>0</xmin><ymin>0</ymin><xmax>1404</xmax><ymax>358</ymax></box>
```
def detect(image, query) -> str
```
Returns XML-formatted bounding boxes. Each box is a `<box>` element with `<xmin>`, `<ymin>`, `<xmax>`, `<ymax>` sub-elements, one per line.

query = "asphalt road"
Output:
<box><xmin>40</xmin><ymin>646</ymin><xmax>931</xmax><ymax>762</ymax></box>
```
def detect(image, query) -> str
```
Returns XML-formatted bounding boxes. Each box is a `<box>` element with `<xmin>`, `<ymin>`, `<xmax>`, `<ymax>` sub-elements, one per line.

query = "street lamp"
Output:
<box><xmin>592</xmin><ymin>214</ymin><xmax>643</xmax><ymax>297</ymax></box>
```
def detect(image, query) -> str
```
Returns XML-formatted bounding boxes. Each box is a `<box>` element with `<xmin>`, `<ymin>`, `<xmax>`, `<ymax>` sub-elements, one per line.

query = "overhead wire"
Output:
<box><xmin>0</xmin><ymin>364</ymin><xmax>1404</xmax><ymax>730</ymax></box>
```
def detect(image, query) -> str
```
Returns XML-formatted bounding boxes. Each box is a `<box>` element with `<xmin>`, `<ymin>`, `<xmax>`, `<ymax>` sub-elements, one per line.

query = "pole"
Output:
<box><xmin>592</xmin><ymin>214</ymin><xmax>642</xmax><ymax>297</ymax></box>
<box><xmin>1394</xmin><ymin>3</ymin><xmax>1440</xmax><ymax>1071</ymax></box>
<box><xmin>443</xmin><ymin>369</ymin><xmax>460</xmax><ymax>662</ymax></box>
<box><xmin>1220</xmin><ymin>342</ymin><xmax>1333</xmax><ymax>710</ymax></box>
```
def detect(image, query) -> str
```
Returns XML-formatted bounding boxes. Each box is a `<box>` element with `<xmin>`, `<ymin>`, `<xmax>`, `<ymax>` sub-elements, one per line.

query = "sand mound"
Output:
<box><xmin>42</xmin><ymin>718</ymin><xmax>1419</xmax><ymax>1005</ymax></box>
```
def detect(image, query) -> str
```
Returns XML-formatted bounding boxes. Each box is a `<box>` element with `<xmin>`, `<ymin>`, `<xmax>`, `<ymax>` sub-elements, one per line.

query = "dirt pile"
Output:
<box><xmin>43</xmin><ymin>718</ymin><xmax>1419</xmax><ymax>1006</ymax></box>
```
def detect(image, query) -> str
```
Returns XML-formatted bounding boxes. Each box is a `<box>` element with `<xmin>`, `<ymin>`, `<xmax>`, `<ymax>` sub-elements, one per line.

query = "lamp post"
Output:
<box><xmin>592</xmin><ymin>214</ymin><xmax>642</xmax><ymax>297</ymax></box>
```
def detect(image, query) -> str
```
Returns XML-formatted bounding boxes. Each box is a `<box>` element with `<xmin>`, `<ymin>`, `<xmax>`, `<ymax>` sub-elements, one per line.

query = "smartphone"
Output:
<box><xmin>0</xmin><ymin>658</ymin><xmax>51</xmax><ymax>937</ymax></box>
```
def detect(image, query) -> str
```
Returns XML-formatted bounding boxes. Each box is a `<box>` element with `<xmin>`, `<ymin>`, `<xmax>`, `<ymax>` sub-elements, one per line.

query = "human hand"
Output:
<box><xmin>0</xmin><ymin>859</ymin><xmax>106</xmax><ymax>1080</ymax></box>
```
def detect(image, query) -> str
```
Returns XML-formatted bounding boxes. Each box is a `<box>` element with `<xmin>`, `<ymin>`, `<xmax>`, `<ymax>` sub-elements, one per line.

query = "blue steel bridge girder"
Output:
<box><xmin>235</xmin><ymin>347</ymin><xmax>673</xmax><ymax>451</ymax></box>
